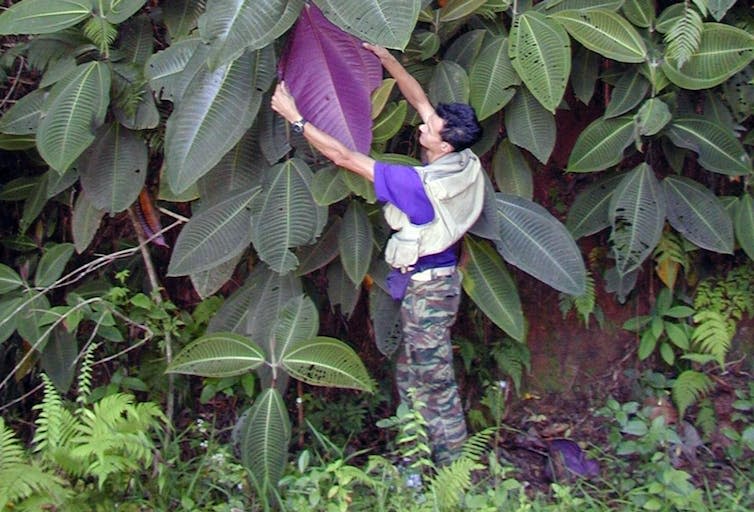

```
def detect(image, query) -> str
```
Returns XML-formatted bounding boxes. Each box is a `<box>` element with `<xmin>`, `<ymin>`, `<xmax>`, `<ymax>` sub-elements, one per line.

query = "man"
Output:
<box><xmin>271</xmin><ymin>43</ymin><xmax>484</xmax><ymax>465</ymax></box>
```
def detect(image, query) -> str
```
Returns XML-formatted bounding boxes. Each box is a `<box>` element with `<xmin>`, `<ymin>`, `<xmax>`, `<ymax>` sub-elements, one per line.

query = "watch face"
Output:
<box><xmin>292</xmin><ymin>120</ymin><xmax>305</xmax><ymax>134</ymax></box>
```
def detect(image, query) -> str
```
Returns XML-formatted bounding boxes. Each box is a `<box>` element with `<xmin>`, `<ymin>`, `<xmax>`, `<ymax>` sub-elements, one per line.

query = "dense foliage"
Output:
<box><xmin>1</xmin><ymin>0</ymin><xmax>753</xmax><ymax>509</ymax></box>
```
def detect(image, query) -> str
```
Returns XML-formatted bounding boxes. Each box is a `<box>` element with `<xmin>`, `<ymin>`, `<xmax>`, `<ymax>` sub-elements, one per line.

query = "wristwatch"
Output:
<box><xmin>291</xmin><ymin>118</ymin><xmax>307</xmax><ymax>134</ymax></box>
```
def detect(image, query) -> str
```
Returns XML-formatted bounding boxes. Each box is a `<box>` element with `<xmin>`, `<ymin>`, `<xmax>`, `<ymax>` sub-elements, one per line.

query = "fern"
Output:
<box><xmin>76</xmin><ymin>342</ymin><xmax>98</xmax><ymax>406</ymax></box>
<box><xmin>691</xmin><ymin>310</ymin><xmax>733</xmax><ymax>366</ymax></box>
<box><xmin>672</xmin><ymin>370</ymin><xmax>713</xmax><ymax>419</ymax></box>
<box><xmin>491</xmin><ymin>340</ymin><xmax>531</xmax><ymax>393</ymax></box>
<box><xmin>664</xmin><ymin>2</ymin><xmax>704</xmax><ymax>68</ymax></box>
<box><xmin>83</xmin><ymin>15</ymin><xmax>117</xmax><ymax>55</ymax></box>
<box><xmin>653</xmin><ymin>230</ymin><xmax>690</xmax><ymax>291</ymax></box>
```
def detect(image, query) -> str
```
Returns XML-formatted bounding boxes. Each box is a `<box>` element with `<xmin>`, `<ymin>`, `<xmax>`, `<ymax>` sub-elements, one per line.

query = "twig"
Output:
<box><xmin>0</xmin><ymin>56</ymin><xmax>25</xmax><ymax>110</ymax></box>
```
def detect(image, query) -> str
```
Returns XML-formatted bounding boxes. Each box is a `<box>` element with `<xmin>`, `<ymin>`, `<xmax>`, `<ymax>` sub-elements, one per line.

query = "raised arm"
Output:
<box><xmin>363</xmin><ymin>43</ymin><xmax>435</xmax><ymax>123</ymax></box>
<box><xmin>270</xmin><ymin>82</ymin><xmax>375</xmax><ymax>182</ymax></box>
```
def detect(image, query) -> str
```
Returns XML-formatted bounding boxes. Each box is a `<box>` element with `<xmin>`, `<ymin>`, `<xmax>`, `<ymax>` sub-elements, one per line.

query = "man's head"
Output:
<box><xmin>435</xmin><ymin>103</ymin><xmax>482</xmax><ymax>152</ymax></box>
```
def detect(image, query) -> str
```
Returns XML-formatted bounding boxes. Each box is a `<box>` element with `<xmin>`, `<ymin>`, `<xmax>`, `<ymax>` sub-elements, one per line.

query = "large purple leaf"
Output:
<box><xmin>279</xmin><ymin>3</ymin><xmax>382</xmax><ymax>153</ymax></box>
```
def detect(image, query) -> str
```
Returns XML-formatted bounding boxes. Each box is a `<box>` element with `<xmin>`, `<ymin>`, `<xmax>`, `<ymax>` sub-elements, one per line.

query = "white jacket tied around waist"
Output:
<box><xmin>383</xmin><ymin>149</ymin><xmax>485</xmax><ymax>271</ymax></box>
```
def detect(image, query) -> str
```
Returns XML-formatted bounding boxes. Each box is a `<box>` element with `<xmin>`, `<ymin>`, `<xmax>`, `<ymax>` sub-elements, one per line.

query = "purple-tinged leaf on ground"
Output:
<box><xmin>278</xmin><ymin>3</ymin><xmax>382</xmax><ymax>153</ymax></box>
<box><xmin>546</xmin><ymin>438</ymin><xmax>600</xmax><ymax>481</ymax></box>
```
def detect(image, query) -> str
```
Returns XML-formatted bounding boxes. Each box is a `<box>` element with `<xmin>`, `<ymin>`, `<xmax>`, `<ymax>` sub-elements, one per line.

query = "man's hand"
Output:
<box><xmin>270</xmin><ymin>82</ymin><xmax>302</xmax><ymax>123</ymax></box>
<box><xmin>363</xmin><ymin>42</ymin><xmax>392</xmax><ymax>63</ymax></box>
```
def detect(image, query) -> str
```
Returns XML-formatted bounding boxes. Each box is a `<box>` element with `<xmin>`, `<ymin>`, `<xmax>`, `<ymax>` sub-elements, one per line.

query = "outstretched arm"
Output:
<box><xmin>363</xmin><ymin>43</ymin><xmax>434</xmax><ymax>123</ymax></box>
<box><xmin>271</xmin><ymin>82</ymin><xmax>375</xmax><ymax>182</ymax></box>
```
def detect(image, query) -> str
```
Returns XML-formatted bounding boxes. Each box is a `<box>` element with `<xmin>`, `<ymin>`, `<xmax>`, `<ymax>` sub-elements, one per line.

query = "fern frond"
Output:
<box><xmin>460</xmin><ymin>427</ymin><xmax>497</xmax><ymax>463</ymax></box>
<box><xmin>0</xmin><ymin>463</ymin><xmax>71</xmax><ymax>509</ymax></box>
<box><xmin>491</xmin><ymin>341</ymin><xmax>531</xmax><ymax>393</ymax></box>
<box><xmin>653</xmin><ymin>231</ymin><xmax>689</xmax><ymax>290</ymax></box>
<box><xmin>0</xmin><ymin>417</ymin><xmax>26</xmax><ymax>469</ymax></box>
<box><xmin>664</xmin><ymin>4</ymin><xmax>703</xmax><ymax>68</ymax></box>
<box><xmin>691</xmin><ymin>310</ymin><xmax>733</xmax><ymax>366</ymax></box>
<box><xmin>76</xmin><ymin>342</ymin><xmax>98</xmax><ymax>407</ymax></box>
<box><xmin>427</xmin><ymin>457</ymin><xmax>484</xmax><ymax>511</ymax></box>
<box><xmin>672</xmin><ymin>370</ymin><xmax>713</xmax><ymax>419</ymax></box>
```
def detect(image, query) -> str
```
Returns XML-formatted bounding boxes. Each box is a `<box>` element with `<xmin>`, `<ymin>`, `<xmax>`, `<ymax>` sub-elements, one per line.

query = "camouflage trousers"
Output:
<box><xmin>396</xmin><ymin>269</ymin><xmax>467</xmax><ymax>466</ymax></box>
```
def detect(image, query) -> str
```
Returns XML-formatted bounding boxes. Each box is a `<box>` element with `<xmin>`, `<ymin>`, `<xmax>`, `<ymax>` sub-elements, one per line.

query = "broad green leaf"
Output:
<box><xmin>251</xmin><ymin>159</ymin><xmax>326</xmax><ymax>274</ymax></box>
<box><xmin>190</xmin><ymin>254</ymin><xmax>242</xmax><ymax>299</ymax></box>
<box><xmin>163</xmin><ymin>0</ymin><xmax>205</xmax><ymax>39</ymax></box>
<box><xmin>146</xmin><ymin>38</ymin><xmax>206</xmax><ymax>103</ymax></box>
<box><xmin>39</xmin><ymin>325</ymin><xmax>77</xmax><ymax>392</ymax></box>
<box><xmin>0</xmin><ymin>134</ymin><xmax>36</xmax><ymax>150</ymax></box>
<box><xmin>168</xmin><ymin>187</ymin><xmax>259</xmax><ymax>276</ymax></box>
<box><xmin>314</xmin><ymin>0</ymin><xmax>421</xmax><ymax>50</ymax></box>
<box><xmin>370</xmin><ymin>78</ymin><xmax>396</xmax><ymax>119</ymax></box>
<box><xmin>0</xmin><ymin>177</ymin><xmax>37</xmax><ymax>201</ymax></box>
<box><xmin>663</xmin><ymin>176</ymin><xmax>733</xmax><ymax>254</ymax></box>
<box><xmin>570</xmin><ymin>45</ymin><xmax>601</xmax><ymax>105</ymax></box>
<box><xmin>270</xmin><ymin>295</ymin><xmax>318</xmax><ymax>363</ymax></box>
<box><xmin>17</xmin><ymin>291</ymin><xmax>51</xmax><ymax>351</ymax></box>
<box><xmin>310</xmin><ymin>166</ymin><xmax>349</xmax><ymax>206</ymax></box>
<box><xmin>509</xmin><ymin>11</ymin><xmax>570</xmax><ymax>113</ymax></box>
<box><xmin>708</xmin><ymin>0</ymin><xmax>736</xmax><ymax>22</ymax></box>
<box><xmin>566</xmin><ymin>172</ymin><xmax>627</xmax><ymax>239</ymax></box>
<box><xmin>368</xmin><ymin>285</ymin><xmax>402</xmax><ymax>357</ymax></box>
<box><xmin>439</xmin><ymin>0</ymin><xmax>486</xmax><ymax>22</ymax></box>
<box><xmin>372</xmin><ymin>100</ymin><xmax>407</xmax><ymax>143</ymax></box>
<box><xmin>0</xmin><ymin>0</ymin><xmax>93</xmax><ymax>35</ymax></box>
<box><xmin>735</xmin><ymin>194</ymin><xmax>754</xmax><ymax>262</ymax></box>
<box><xmin>445</xmin><ymin>29</ymin><xmax>487</xmax><ymax>72</ymax></box>
<box><xmin>428</xmin><ymin>60</ymin><xmax>470</xmax><ymax>105</ymax></box>
<box><xmin>622</xmin><ymin>0</ymin><xmax>655</xmax><ymax>28</ymax></box>
<box><xmin>604</xmin><ymin>68</ymin><xmax>649</xmax><ymax>118</ymax></box>
<box><xmin>552</xmin><ymin>9</ymin><xmax>648</xmax><ymax>63</ymax></box>
<box><xmin>118</xmin><ymin>14</ymin><xmax>153</xmax><ymax>67</ymax></box>
<box><xmin>71</xmin><ymin>192</ymin><xmax>104</xmax><ymax>253</ymax></box>
<box><xmin>0</xmin><ymin>88</ymin><xmax>46</xmax><ymax>134</ymax></box>
<box><xmin>326</xmin><ymin>260</ymin><xmax>362</xmax><ymax>319</ymax></box>
<box><xmin>662</xmin><ymin>23</ymin><xmax>754</xmax><ymax>90</ymax></box>
<box><xmin>201</xmin><ymin>0</ymin><xmax>302</xmax><ymax>69</ymax></box>
<box><xmin>609</xmin><ymin>163</ymin><xmax>666</xmax><ymax>276</ymax></box>
<box><xmin>469</xmin><ymin>36</ymin><xmax>518</xmax><ymax>121</ymax></box>
<box><xmin>339</xmin><ymin>201</ymin><xmax>373</xmax><ymax>286</ymax></box>
<box><xmin>505</xmin><ymin>87</ymin><xmax>556</xmax><ymax>164</ymax></box>
<box><xmin>495</xmin><ymin>193</ymin><xmax>586</xmax><ymax>295</ymax></box>
<box><xmin>166</xmin><ymin>332</ymin><xmax>265</xmax><ymax>377</ymax></box>
<box><xmin>567</xmin><ymin>116</ymin><xmax>634</xmax><ymax>173</ymax></box>
<box><xmin>35</xmin><ymin>243</ymin><xmax>75</xmax><ymax>288</ymax></box>
<box><xmin>665</xmin><ymin>116</ymin><xmax>751</xmax><ymax>176</ymax></box>
<box><xmin>237</xmin><ymin>389</ymin><xmax>290</xmax><ymax>496</ymax></box>
<box><xmin>636</xmin><ymin>97</ymin><xmax>671</xmax><ymax>136</ymax></box>
<box><xmin>536</xmin><ymin>0</ymin><xmax>623</xmax><ymax>13</ymax></box>
<box><xmin>165</xmin><ymin>47</ymin><xmax>274</xmax><ymax>193</ymax></box>
<box><xmin>46</xmin><ymin>166</ymin><xmax>78</xmax><ymax>199</ymax></box>
<box><xmin>0</xmin><ymin>297</ymin><xmax>23</xmax><ymax>344</ymax></box>
<box><xmin>78</xmin><ymin>123</ymin><xmax>147</xmax><ymax>213</ymax></box>
<box><xmin>102</xmin><ymin>0</ymin><xmax>146</xmax><ymax>23</ymax></box>
<box><xmin>19</xmin><ymin>172</ymin><xmax>49</xmax><ymax>233</ymax></box>
<box><xmin>461</xmin><ymin>236</ymin><xmax>525</xmax><ymax>341</ymax></box>
<box><xmin>282</xmin><ymin>336</ymin><xmax>374</xmax><ymax>392</ymax></box>
<box><xmin>295</xmin><ymin>217</ymin><xmax>342</xmax><ymax>276</ymax></box>
<box><xmin>492</xmin><ymin>139</ymin><xmax>533</xmax><ymax>200</ymax></box>
<box><xmin>406</xmin><ymin>29</ymin><xmax>440</xmax><ymax>62</ymax></box>
<box><xmin>37</xmin><ymin>62</ymin><xmax>111</xmax><ymax>173</ymax></box>
<box><xmin>0</xmin><ymin>264</ymin><xmax>23</xmax><ymax>294</ymax></box>
<box><xmin>198</xmin><ymin>129</ymin><xmax>265</xmax><ymax>205</ymax></box>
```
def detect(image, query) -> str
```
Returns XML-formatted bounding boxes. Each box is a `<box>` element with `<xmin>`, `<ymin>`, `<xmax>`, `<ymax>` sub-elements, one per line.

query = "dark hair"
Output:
<box><xmin>435</xmin><ymin>103</ymin><xmax>482</xmax><ymax>151</ymax></box>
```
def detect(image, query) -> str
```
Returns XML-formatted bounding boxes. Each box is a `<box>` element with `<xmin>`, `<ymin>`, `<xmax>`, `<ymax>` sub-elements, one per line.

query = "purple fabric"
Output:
<box><xmin>386</xmin><ymin>269</ymin><xmax>412</xmax><ymax>300</ymax></box>
<box><xmin>374</xmin><ymin>161</ymin><xmax>459</xmax><ymax>271</ymax></box>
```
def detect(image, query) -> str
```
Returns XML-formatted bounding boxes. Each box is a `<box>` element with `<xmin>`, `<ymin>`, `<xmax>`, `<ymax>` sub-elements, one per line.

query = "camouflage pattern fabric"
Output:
<box><xmin>396</xmin><ymin>270</ymin><xmax>466</xmax><ymax>466</ymax></box>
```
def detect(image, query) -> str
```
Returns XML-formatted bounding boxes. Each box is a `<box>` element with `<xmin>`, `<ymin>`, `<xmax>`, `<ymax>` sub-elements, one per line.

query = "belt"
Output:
<box><xmin>410</xmin><ymin>265</ymin><xmax>456</xmax><ymax>282</ymax></box>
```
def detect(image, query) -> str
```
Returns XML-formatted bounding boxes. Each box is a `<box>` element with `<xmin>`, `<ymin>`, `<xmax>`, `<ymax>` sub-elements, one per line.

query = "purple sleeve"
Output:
<box><xmin>373</xmin><ymin>161</ymin><xmax>434</xmax><ymax>224</ymax></box>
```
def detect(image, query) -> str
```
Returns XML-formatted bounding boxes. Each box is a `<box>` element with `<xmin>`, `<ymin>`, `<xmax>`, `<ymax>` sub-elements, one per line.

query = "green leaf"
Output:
<box><xmin>163</xmin><ymin>0</ymin><xmax>204</xmax><ymax>39</ymax></box>
<box><xmin>492</xmin><ymin>139</ymin><xmax>533</xmax><ymax>200</ymax></box>
<box><xmin>168</xmin><ymin>187</ymin><xmax>259</xmax><ymax>276</ymax></box>
<box><xmin>37</xmin><ymin>62</ymin><xmax>111</xmax><ymax>173</ymax></box>
<box><xmin>672</xmin><ymin>370</ymin><xmax>712</xmax><ymax>419</ymax></box>
<box><xmin>662</xmin><ymin>23</ymin><xmax>754</xmax><ymax>90</ymax></box>
<box><xmin>165</xmin><ymin>47</ymin><xmax>274</xmax><ymax>193</ymax></box>
<box><xmin>536</xmin><ymin>0</ymin><xmax>623</xmax><ymax>13</ymax></box>
<box><xmin>339</xmin><ymin>201</ymin><xmax>373</xmax><ymax>286</ymax></box>
<box><xmin>636</xmin><ymin>97</ymin><xmax>671</xmax><ymax>137</ymax></box>
<box><xmin>469</xmin><ymin>36</ymin><xmax>518</xmax><ymax>121</ymax></box>
<box><xmin>570</xmin><ymin>45</ymin><xmax>601</xmax><ymax>105</ymax></box>
<box><xmin>313</xmin><ymin>0</ymin><xmax>421</xmax><ymax>50</ymax></box>
<box><xmin>166</xmin><ymin>332</ymin><xmax>265</xmax><ymax>377</ymax></box>
<box><xmin>604</xmin><ymin>68</ymin><xmax>649</xmax><ymax>118</ymax></box>
<box><xmin>78</xmin><ymin>123</ymin><xmax>147</xmax><ymax>213</ymax></box>
<box><xmin>665</xmin><ymin>322</ymin><xmax>689</xmax><ymax>349</ymax></box>
<box><xmin>666</xmin><ymin>116</ymin><xmax>750</xmax><ymax>176</ymax></box>
<box><xmin>662</xmin><ymin>176</ymin><xmax>733</xmax><ymax>254</ymax></box>
<box><xmin>609</xmin><ymin>163</ymin><xmax>666</xmax><ymax>276</ymax></box>
<box><xmin>237</xmin><ymin>389</ymin><xmax>291</xmax><ymax>496</ymax></box>
<box><xmin>368</xmin><ymin>285</ymin><xmax>402</xmax><ymax>357</ymax></box>
<box><xmin>445</xmin><ymin>29</ymin><xmax>487</xmax><ymax>72</ymax></box>
<box><xmin>201</xmin><ymin>0</ymin><xmax>303</xmax><ymax>69</ymax></box>
<box><xmin>0</xmin><ymin>0</ymin><xmax>93</xmax><ymax>35</ymax></box>
<box><xmin>504</xmin><ymin>87</ymin><xmax>556</xmax><ymax>164</ymax></box>
<box><xmin>39</xmin><ymin>325</ymin><xmax>77</xmax><ymax>392</ymax></box>
<box><xmin>552</xmin><ymin>9</ymin><xmax>647</xmax><ymax>63</ymax></box>
<box><xmin>197</xmin><ymin>129</ymin><xmax>264</xmax><ymax>205</ymax></box>
<box><xmin>326</xmin><ymin>260</ymin><xmax>361</xmax><ymax>319</ymax></box>
<box><xmin>566</xmin><ymin>116</ymin><xmax>634</xmax><ymax>173</ymax></box>
<box><xmin>270</xmin><ymin>295</ymin><xmax>318</xmax><ymax>363</ymax></box>
<box><xmin>251</xmin><ymin>159</ymin><xmax>327</xmax><ymax>274</ymax></box>
<box><xmin>190</xmin><ymin>254</ymin><xmax>242</xmax><ymax>299</ymax></box>
<box><xmin>509</xmin><ymin>11</ymin><xmax>571</xmax><ymax>113</ymax></box>
<box><xmin>439</xmin><ymin>0</ymin><xmax>486</xmax><ymax>22</ymax></box>
<box><xmin>19</xmin><ymin>172</ymin><xmax>49</xmax><ymax>233</ymax></box>
<box><xmin>146</xmin><ymin>38</ymin><xmax>206</xmax><ymax>103</ymax></box>
<box><xmin>102</xmin><ymin>0</ymin><xmax>147</xmax><ymax>23</ymax></box>
<box><xmin>0</xmin><ymin>297</ymin><xmax>23</xmax><ymax>344</ymax></box>
<box><xmin>0</xmin><ymin>264</ymin><xmax>24</xmax><ymax>294</ymax></box>
<box><xmin>638</xmin><ymin>328</ymin><xmax>657</xmax><ymax>360</ymax></box>
<box><xmin>35</xmin><ymin>243</ymin><xmax>75</xmax><ymax>288</ymax></box>
<box><xmin>0</xmin><ymin>88</ymin><xmax>46</xmax><ymax>135</ymax></box>
<box><xmin>281</xmin><ymin>336</ymin><xmax>373</xmax><ymax>392</ymax></box>
<box><xmin>372</xmin><ymin>100</ymin><xmax>407</xmax><ymax>143</ymax></box>
<box><xmin>663</xmin><ymin>4</ymin><xmax>702</xmax><ymax>69</ymax></box>
<box><xmin>495</xmin><ymin>193</ymin><xmax>586</xmax><ymax>295</ymax></box>
<box><xmin>566</xmin><ymin>172</ymin><xmax>626</xmax><ymax>239</ymax></box>
<box><xmin>429</xmin><ymin>60</ymin><xmax>470</xmax><ymax>105</ymax></box>
<box><xmin>734</xmin><ymin>194</ymin><xmax>754</xmax><ymax>262</ymax></box>
<box><xmin>622</xmin><ymin>0</ymin><xmax>655</xmax><ymax>28</ymax></box>
<box><xmin>295</xmin><ymin>217</ymin><xmax>342</xmax><ymax>276</ymax></box>
<box><xmin>708</xmin><ymin>0</ymin><xmax>736</xmax><ymax>22</ymax></box>
<box><xmin>461</xmin><ymin>236</ymin><xmax>525</xmax><ymax>342</ymax></box>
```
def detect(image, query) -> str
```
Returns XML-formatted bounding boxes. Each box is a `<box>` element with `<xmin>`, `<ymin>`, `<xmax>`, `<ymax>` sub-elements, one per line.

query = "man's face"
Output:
<box><xmin>419</xmin><ymin>113</ymin><xmax>446</xmax><ymax>151</ymax></box>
